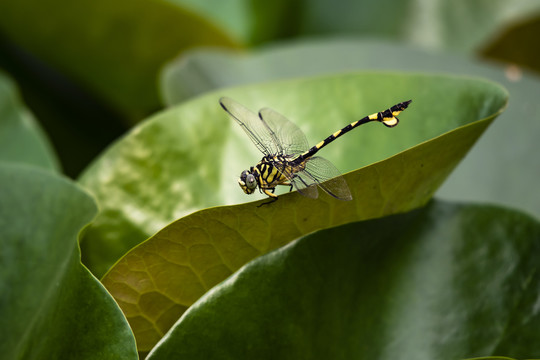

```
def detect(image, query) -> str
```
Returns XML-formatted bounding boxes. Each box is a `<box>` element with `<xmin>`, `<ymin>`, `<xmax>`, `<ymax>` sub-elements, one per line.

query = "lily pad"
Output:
<box><xmin>98</xmin><ymin>74</ymin><xmax>507</xmax><ymax>351</ymax></box>
<box><xmin>0</xmin><ymin>71</ymin><xmax>59</xmax><ymax>171</ymax></box>
<box><xmin>146</xmin><ymin>200</ymin><xmax>540</xmax><ymax>360</ymax></box>
<box><xmin>0</xmin><ymin>164</ymin><xmax>137</xmax><ymax>359</ymax></box>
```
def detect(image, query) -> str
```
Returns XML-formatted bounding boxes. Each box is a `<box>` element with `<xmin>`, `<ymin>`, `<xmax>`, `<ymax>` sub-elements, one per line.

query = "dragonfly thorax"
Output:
<box><xmin>238</xmin><ymin>168</ymin><xmax>258</xmax><ymax>194</ymax></box>
<box><xmin>238</xmin><ymin>155</ymin><xmax>294</xmax><ymax>196</ymax></box>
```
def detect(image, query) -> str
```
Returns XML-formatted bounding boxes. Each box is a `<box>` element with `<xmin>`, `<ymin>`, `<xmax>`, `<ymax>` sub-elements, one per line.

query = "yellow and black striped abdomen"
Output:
<box><xmin>296</xmin><ymin>100</ymin><xmax>411</xmax><ymax>162</ymax></box>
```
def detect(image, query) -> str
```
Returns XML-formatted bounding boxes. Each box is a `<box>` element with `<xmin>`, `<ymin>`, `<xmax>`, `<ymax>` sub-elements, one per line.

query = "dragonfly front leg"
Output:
<box><xmin>258</xmin><ymin>188</ymin><xmax>279</xmax><ymax>207</ymax></box>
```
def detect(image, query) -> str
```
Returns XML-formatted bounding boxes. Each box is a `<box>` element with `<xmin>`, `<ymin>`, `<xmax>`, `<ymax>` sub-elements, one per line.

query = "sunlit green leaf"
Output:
<box><xmin>161</xmin><ymin>39</ymin><xmax>540</xmax><ymax>220</ymax></box>
<box><xmin>0</xmin><ymin>164</ymin><xmax>137</xmax><ymax>359</ymax></box>
<box><xmin>99</xmin><ymin>74</ymin><xmax>506</xmax><ymax>351</ymax></box>
<box><xmin>146</xmin><ymin>200</ymin><xmax>540</xmax><ymax>360</ymax></box>
<box><xmin>0</xmin><ymin>71</ymin><xmax>59</xmax><ymax>171</ymax></box>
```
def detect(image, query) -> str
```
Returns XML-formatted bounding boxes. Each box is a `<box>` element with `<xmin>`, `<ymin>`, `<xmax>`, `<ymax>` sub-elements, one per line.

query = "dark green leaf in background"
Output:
<box><xmin>163</xmin><ymin>0</ymin><xmax>540</xmax><ymax>52</ymax></box>
<box><xmin>0</xmin><ymin>71</ymin><xmax>59</xmax><ymax>171</ymax></box>
<box><xmin>166</xmin><ymin>0</ymin><xmax>302</xmax><ymax>45</ymax></box>
<box><xmin>0</xmin><ymin>36</ymin><xmax>130</xmax><ymax>177</ymax></box>
<box><xmin>0</xmin><ymin>0</ymin><xmax>239</xmax><ymax>122</ymax></box>
<box><xmin>0</xmin><ymin>0</ymin><xmax>239</xmax><ymax>176</ymax></box>
<box><xmin>79</xmin><ymin>72</ymin><xmax>507</xmax><ymax>280</ymax></box>
<box><xmin>161</xmin><ymin>39</ymin><xmax>540</xmax><ymax>220</ymax></box>
<box><xmin>147</xmin><ymin>200</ymin><xmax>540</xmax><ymax>360</ymax></box>
<box><xmin>295</xmin><ymin>0</ymin><xmax>540</xmax><ymax>53</ymax></box>
<box><xmin>464</xmin><ymin>358</ymin><xmax>521</xmax><ymax>360</ymax></box>
<box><xmin>0</xmin><ymin>164</ymin><xmax>137</xmax><ymax>359</ymax></box>
<box><xmin>482</xmin><ymin>14</ymin><xmax>540</xmax><ymax>73</ymax></box>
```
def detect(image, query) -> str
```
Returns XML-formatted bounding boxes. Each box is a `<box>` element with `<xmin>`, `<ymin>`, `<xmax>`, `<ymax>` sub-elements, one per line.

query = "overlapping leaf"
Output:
<box><xmin>98</xmin><ymin>74</ymin><xmax>507</xmax><ymax>351</ymax></box>
<box><xmin>0</xmin><ymin>164</ymin><xmax>137</xmax><ymax>359</ymax></box>
<box><xmin>147</xmin><ymin>200</ymin><xmax>540</xmax><ymax>359</ymax></box>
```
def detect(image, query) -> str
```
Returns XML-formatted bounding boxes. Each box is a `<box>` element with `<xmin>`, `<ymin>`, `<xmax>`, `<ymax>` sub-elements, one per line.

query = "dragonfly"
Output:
<box><xmin>220</xmin><ymin>97</ymin><xmax>412</xmax><ymax>205</ymax></box>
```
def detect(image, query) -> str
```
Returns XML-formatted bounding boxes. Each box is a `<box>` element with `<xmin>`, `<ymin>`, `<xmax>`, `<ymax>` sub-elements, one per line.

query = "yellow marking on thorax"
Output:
<box><xmin>266</xmin><ymin>166</ymin><xmax>279</xmax><ymax>183</ymax></box>
<box><xmin>261</xmin><ymin>165</ymin><xmax>269</xmax><ymax>179</ymax></box>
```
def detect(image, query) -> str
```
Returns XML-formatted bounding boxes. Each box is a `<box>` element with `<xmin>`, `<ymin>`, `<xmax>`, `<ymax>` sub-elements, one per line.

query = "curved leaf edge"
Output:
<box><xmin>146</xmin><ymin>199</ymin><xmax>540</xmax><ymax>359</ymax></box>
<box><xmin>0</xmin><ymin>162</ymin><xmax>138</xmax><ymax>358</ymax></box>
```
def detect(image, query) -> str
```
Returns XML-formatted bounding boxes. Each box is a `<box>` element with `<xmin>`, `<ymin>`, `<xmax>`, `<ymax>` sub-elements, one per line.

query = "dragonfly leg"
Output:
<box><xmin>262</xmin><ymin>188</ymin><xmax>278</xmax><ymax>198</ymax></box>
<box><xmin>258</xmin><ymin>189</ymin><xmax>278</xmax><ymax>207</ymax></box>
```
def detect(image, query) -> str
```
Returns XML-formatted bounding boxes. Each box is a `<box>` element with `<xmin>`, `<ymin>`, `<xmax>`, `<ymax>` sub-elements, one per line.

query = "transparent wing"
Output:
<box><xmin>294</xmin><ymin>156</ymin><xmax>352</xmax><ymax>201</ymax></box>
<box><xmin>258</xmin><ymin>107</ymin><xmax>309</xmax><ymax>155</ymax></box>
<box><xmin>273</xmin><ymin>160</ymin><xmax>319</xmax><ymax>199</ymax></box>
<box><xmin>294</xmin><ymin>183</ymin><xmax>319</xmax><ymax>198</ymax></box>
<box><xmin>220</xmin><ymin>97</ymin><xmax>279</xmax><ymax>156</ymax></box>
<box><xmin>289</xmin><ymin>171</ymin><xmax>319</xmax><ymax>199</ymax></box>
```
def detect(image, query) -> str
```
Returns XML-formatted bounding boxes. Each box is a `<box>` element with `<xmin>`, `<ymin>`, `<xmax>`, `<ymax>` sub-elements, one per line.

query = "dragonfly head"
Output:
<box><xmin>238</xmin><ymin>169</ymin><xmax>257</xmax><ymax>194</ymax></box>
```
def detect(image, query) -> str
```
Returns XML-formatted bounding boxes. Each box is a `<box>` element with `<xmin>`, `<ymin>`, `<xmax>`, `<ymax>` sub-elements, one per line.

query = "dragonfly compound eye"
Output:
<box><xmin>238</xmin><ymin>170</ymin><xmax>257</xmax><ymax>194</ymax></box>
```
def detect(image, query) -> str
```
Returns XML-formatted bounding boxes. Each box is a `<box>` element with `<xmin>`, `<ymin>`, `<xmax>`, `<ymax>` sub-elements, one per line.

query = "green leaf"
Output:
<box><xmin>0</xmin><ymin>40</ymin><xmax>131</xmax><ymax>177</ymax></box>
<box><xmin>161</xmin><ymin>39</ymin><xmax>540</xmax><ymax>220</ymax></box>
<box><xmin>162</xmin><ymin>0</ymin><xmax>540</xmax><ymax>51</ymax></box>
<box><xmin>0</xmin><ymin>71</ymin><xmax>59</xmax><ymax>171</ymax></box>
<box><xmin>80</xmin><ymin>72</ymin><xmax>507</xmax><ymax>279</ymax></box>
<box><xmin>165</xmin><ymin>0</ymin><xmax>299</xmax><ymax>45</ymax></box>
<box><xmin>296</xmin><ymin>0</ymin><xmax>540</xmax><ymax>53</ymax></box>
<box><xmin>98</xmin><ymin>73</ymin><xmax>506</xmax><ymax>351</ymax></box>
<box><xmin>146</xmin><ymin>200</ymin><xmax>540</xmax><ymax>360</ymax></box>
<box><xmin>465</xmin><ymin>358</ymin><xmax>521</xmax><ymax>360</ymax></box>
<box><xmin>0</xmin><ymin>164</ymin><xmax>137</xmax><ymax>359</ymax></box>
<box><xmin>0</xmin><ymin>0</ymin><xmax>239</xmax><ymax>120</ymax></box>
<box><xmin>482</xmin><ymin>15</ymin><xmax>540</xmax><ymax>74</ymax></box>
